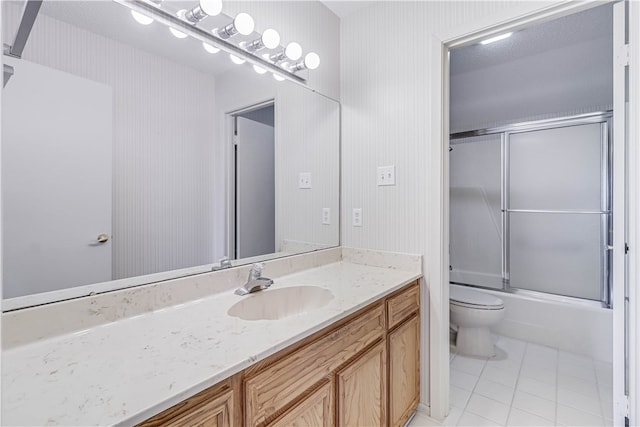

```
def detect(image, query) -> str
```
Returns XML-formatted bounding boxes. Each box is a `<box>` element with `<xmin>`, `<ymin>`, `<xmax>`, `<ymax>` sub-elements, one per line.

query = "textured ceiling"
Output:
<box><xmin>36</xmin><ymin>1</ymin><xmax>612</xmax><ymax>79</ymax></box>
<box><xmin>320</xmin><ymin>1</ymin><xmax>377</xmax><ymax>19</ymax></box>
<box><xmin>450</xmin><ymin>3</ymin><xmax>613</xmax><ymax>76</ymax></box>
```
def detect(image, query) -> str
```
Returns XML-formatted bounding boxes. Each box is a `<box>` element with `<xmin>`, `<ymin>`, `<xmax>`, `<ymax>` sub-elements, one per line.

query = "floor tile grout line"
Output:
<box><xmin>504</xmin><ymin>339</ymin><xmax>526</xmax><ymax>425</ymax></box>
<box><xmin>554</xmin><ymin>344</ymin><xmax>560</xmax><ymax>426</ymax></box>
<box><xmin>506</xmin><ymin>341</ymin><xmax>558</xmax><ymax>425</ymax></box>
<box><xmin>446</xmin><ymin>336</ymin><xmax>612</xmax><ymax>427</ymax></box>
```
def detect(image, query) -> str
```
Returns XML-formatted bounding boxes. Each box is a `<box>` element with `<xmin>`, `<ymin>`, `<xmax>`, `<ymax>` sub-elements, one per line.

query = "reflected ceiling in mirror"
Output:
<box><xmin>1</xmin><ymin>0</ymin><xmax>340</xmax><ymax>310</ymax></box>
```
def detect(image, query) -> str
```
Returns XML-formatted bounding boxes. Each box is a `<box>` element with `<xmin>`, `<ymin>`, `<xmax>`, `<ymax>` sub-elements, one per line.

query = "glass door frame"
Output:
<box><xmin>451</xmin><ymin>110</ymin><xmax>613</xmax><ymax>307</ymax></box>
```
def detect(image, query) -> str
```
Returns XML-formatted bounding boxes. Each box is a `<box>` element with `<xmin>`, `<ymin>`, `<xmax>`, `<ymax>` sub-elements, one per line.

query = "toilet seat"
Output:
<box><xmin>450</xmin><ymin>285</ymin><xmax>504</xmax><ymax>310</ymax></box>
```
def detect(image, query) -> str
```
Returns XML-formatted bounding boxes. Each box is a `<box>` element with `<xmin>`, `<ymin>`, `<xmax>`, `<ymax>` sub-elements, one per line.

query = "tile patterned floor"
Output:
<box><xmin>408</xmin><ymin>335</ymin><xmax>613</xmax><ymax>426</ymax></box>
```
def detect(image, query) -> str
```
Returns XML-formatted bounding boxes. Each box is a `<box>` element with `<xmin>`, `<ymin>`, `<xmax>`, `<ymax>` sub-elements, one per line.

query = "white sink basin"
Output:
<box><xmin>227</xmin><ymin>286</ymin><xmax>334</xmax><ymax>321</ymax></box>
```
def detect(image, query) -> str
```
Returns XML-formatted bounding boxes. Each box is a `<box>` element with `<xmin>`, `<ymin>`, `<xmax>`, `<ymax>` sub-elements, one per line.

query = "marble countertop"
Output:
<box><xmin>2</xmin><ymin>260</ymin><xmax>420</xmax><ymax>426</ymax></box>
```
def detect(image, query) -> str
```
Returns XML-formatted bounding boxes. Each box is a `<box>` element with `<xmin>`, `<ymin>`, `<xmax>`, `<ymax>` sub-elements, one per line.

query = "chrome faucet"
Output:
<box><xmin>234</xmin><ymin>263</ymin><xmax>273</xmax><ymax>296</ymax></box>
<box><xmin>212</xmin><ymin>256</ymin><xmax>233</xmax><ymax>271</ymax></box>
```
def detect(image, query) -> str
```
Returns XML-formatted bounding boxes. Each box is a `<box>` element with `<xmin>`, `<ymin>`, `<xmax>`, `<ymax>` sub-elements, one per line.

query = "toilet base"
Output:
<box><xmin>455</xmin><ymin>326</ymin><xmax>495</xmax><ymax>357</ymax></box>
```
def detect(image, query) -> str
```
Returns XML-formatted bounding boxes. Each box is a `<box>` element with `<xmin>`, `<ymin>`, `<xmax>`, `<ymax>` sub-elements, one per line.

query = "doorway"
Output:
<box><xmin>427</xmin><ymin>1</ymin><xmax>632</xmax><ymax>425</ymax></box>
<box><xmin>229</xmin><ymin>102</ymin><xmax>276</xmax><ymax>260</ymax></box>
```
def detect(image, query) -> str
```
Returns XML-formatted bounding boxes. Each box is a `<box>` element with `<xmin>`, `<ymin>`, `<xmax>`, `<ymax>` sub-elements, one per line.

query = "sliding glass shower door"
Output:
<box><xmin>449</xmin><ymin>113</ymin><xmax>611</xmax><ymax>304</ymax></box>
<box><xmin>450</xmin><ymin>135</ymin><xmax>503</xmax><ymax>289</ymax></box>
<box><xmin>507</xmin><ymin>123</ymin><xmax>609</xmax><ymax>301</ymax></box>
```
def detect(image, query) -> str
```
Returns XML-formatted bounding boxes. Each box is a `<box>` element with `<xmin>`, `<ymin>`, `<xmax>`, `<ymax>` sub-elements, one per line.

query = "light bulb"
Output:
<box><xmin>202</xmin><ymin>42</ymin><xmax>219</xmax><ymax>54</ymax></box>
<box><xmin>131</xmin><ymin>10</ymin><xmax>154</xmax><ymax>25</ymax></box>
<box><xmin>230</xmin><ymin>54</ymin><xmax>245</xmax><ymax>65</ymax></box>
<box><xmin>285</xmin><ymin>42</ymin><xmax>302</xmax><ymax>60</ymax></box>
<box><xmin>273</xmin><ymin>74</ymin><xmax>285</xmax><ymax>82</ymax></box>
<box><xmin>169</xmin><ymin>10</ymin><xmax>188</xmax><ymax>38</ymax></box>
<box><xmin>262</xmin><ymin>29</ymin><xmax>280</xmax><ymax>49</ymax></box>
<box><xmin>199</xmin><ymin>0</ymin><xmax>223</xmax><ymax>16</ymax></box>
<box><xmin>253</xmin><ymin>65</ymin><xmax>267</xmax><ymax>74</ymax></box>
<box><xmin>170</xmin><ymin>27</ymin><xmax>188</xmax><ymax>38</ymax></box>
<box><xmin>480</xmin><ymin>32</ymin><xmax>513</xmax><ymax>45</ymax></box>
<box><xmin>234</xmin><ymin>13</ymin><xmax>255</xmax><ymax>36</ymax></box>
<box><xmin>304</xmin><ymin>52</ymin><xmax>320</xmax><ymax>70</ymax></box>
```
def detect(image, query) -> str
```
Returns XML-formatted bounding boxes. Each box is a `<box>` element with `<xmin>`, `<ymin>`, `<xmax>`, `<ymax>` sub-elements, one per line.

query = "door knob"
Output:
<box><xmin>97</xmin><ymin>233</ymin><xmax>109</xmax><ymax>243</ymax></box>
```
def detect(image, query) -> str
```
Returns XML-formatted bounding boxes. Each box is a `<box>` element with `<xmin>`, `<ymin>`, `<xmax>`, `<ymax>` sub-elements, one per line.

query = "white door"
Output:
<box><xmin>612</xmin><ymin>2</ymin><xmax>629</xmax><ymax>425</ymax></box>
<box><xmin>2</xmin><ymin>57</ymin><xmax>113</xmax><ymax>299</ymax></box>
<box><xmin>235</xmin><ymin>116</ymin><xmax>275</xmax><ymax>259</ymax></box>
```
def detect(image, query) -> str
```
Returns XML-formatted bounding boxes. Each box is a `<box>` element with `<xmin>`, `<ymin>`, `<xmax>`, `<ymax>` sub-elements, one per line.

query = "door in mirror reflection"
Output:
<box><xmin>2</xmin><ymin>58</ymin><xmax>113</xmax><ymax>298</ymax></box>
<box><xmin>235</xmin><ymin>107</ymin><xmax>275</xmax><ymax>259</ymax></box>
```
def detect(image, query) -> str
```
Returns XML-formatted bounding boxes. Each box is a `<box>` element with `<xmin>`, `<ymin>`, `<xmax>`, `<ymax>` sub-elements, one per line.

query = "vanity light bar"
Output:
<box><xmin>114</xmin><ymin>0</ymin><xmax>306</xmax><ymax>84</ymax></box>
<box><xmin>184</xmin><ymin>0</ymin><xmax>223</xmax><ymax>24</ymax></box>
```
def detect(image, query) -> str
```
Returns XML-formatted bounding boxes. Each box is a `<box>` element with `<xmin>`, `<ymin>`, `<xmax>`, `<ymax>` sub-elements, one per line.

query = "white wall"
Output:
<box><xmin>2</xmin><ymin>3</ymin><xmax>218</xmax><ymax>281</ymax></box>
<box><xmin>339</xmin><ymin>0</ymin><xmax>574</xmax><ymax>414</ymax></box>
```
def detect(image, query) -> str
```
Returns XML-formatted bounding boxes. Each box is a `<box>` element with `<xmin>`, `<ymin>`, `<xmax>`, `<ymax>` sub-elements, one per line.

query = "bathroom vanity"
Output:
<box><xmin>2</xmin><ymin>248</ymin><xmax>422</xmax><ymax>426</ymax></box>
<box><xmin>139</xmin><ymin>280</ymin><xmax>420</xmax><ymax>427</ymax></box>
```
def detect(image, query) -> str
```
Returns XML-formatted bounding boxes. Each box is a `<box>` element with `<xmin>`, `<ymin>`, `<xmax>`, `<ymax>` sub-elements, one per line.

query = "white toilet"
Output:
<box><xmin>450</xmin><ymin>284</ymin><xmax>505</xmax><ymax>357</ymax></box>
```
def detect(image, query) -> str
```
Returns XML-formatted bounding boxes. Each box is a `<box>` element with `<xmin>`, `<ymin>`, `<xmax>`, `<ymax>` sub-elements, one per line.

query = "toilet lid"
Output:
<box><xmin>450</xmin><ymin>285</ymin><xmax>504</xmax><ymax>309</ymax></box>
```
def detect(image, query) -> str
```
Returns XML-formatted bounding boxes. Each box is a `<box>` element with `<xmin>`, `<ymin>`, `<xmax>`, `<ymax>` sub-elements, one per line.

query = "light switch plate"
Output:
<box><xmin>352</xmin><ymin>208</ymin><xmax>362</xmax><ymax>227</ymax></box>
<box><xmin>377</xmin><ymin>165</ymin><xmax>396</xmax><ymax>186</ymax></box>
<box><xmin>322</xmin><ymin>208</ymin><xmax>330</xmax><ymax>225</ymax></box>
<box><xmin>299</xmin><ymin>172</ymin><xmax>312</xmax><ymax>189</ymax></box>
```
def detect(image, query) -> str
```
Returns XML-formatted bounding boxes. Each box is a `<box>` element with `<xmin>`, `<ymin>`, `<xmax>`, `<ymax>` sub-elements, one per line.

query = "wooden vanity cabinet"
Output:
<box><xmin>137</xmin><ymin>374</ymin><xmax>241</xmax><ymax>427</ymax></box>
<box><xmin>243</xmin><ymin>302</ymin><xmax>385</xmax><ymax>426</ymax></box>
<box><xmin>267</xmin><ymin>381</ymin><xmax>333</xmax><ymax>427</ymax></box>
<box><xmin>336</xmin><ymin>340</ymin><xmax>387</xmax><ymax>427</ymax></box>
<box><xmin>138</xmin><ymin>280</ymin><xmax>420</xmax><ymax>427</ymax></box>
<box><xmin>388</xmin><ymin>314</ymin><xmax>420</xmax><ymax>427</ymax></box>
<box><xmin>387</xmin><ymin>283</ymin><xmax>421</xmax><ymax>427</ymax></box>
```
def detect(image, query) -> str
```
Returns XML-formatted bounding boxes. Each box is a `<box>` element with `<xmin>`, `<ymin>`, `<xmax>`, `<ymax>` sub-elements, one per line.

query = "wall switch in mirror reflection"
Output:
<box><xmin>377</xmin><ymin>165</ymin><xmax>396</xmax><ymax>186</ymax></box>
<box><xmin>322</xmin><ymin>208</ymin><xmax>331</xmax><ymax>225</ymax></box>
<box><xmin>352</xmin><ymin>208</ymin><xmax>362</xmax><ymax>227</ymax></box>
<box><xmin>299</xmin><ymin>172</ymin><xmax>312</xmax><ymax>189</ymax></box>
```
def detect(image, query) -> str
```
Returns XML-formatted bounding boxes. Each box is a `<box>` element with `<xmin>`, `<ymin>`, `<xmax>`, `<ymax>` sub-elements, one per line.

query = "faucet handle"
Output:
<box><xmin>249</xmin><ymin>263</ymin><xmax>264</xmax><ymax>279</ymax></box>
<box><xmin>212</xmin><ymin>256</ymin><xmax>233</xmax><ymax>271</ymax></box>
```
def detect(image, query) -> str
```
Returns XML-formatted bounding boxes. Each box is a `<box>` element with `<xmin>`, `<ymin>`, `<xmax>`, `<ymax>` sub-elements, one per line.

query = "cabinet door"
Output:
<box><xmin>389</xmin><ymin>315</ymin><xmax>420</xmax><ymax>427</ymax></box>
<box><xmin>163</xmin><ymin>389</ymin><xmax>233</xmax><ymax>427</ymax></box>
<box><xmin>336</xmin><ymin>341</ymin><xmax>387</xmax><ymax>427</ymax></box>
<box><xmin>268</xmin><ymin>381</ymin><xmax>333</xmax><ymax>427</ymax></box>
<box><xmin>244</xmin><ymin>304</ymin><xmax>385</xmax><ymax>426</ymax></box>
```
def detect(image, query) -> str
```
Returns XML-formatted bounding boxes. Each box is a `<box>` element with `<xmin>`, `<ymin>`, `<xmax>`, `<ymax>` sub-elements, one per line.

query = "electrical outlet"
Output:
<box><xmin>322</xmin><ymin>208</ymin><xmax>330</xmax><ymax>225</ymax></box>
<box><xmin>377</xmin><ymin>165</ymin><xmax>396</xmax><ymax>186</ymax></box>
<box><xmin>298</xmin><ymin>172</ymin><xmax>312</xmax><ymax>189</ymax></box>
<box><xmin>352</xmin><ymin>208</ymin><xmax>362</xmax><ymax>227</ymax></box>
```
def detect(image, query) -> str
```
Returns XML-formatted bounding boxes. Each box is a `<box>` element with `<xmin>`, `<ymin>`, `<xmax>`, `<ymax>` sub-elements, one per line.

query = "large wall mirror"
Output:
<box><xmin>1</xmin><ymin>0</ymin><xmax>340</xmax><ymax>309</ymax></box>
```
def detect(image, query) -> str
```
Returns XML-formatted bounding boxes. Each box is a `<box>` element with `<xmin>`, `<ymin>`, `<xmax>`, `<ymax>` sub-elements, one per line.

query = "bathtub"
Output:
<box><xmin>450</xmin><ymin>283</ymin><xmax>613</xmax><ymax>363</ymax></box>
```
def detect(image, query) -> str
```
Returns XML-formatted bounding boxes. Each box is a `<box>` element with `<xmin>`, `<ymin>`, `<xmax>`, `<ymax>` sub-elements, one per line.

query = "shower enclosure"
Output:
<box><xmin>450</xmin><ymin>111</ymin><xmax>612</xmax><ymax>306</ymax></box>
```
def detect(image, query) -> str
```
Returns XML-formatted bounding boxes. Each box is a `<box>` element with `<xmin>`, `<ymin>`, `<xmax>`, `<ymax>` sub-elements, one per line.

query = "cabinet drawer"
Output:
<box><xmin>387</xmin><ymin>282</ymin><xmax>420</xmax><ymax>330</ymax></box>
<box><xmin>244</xmin><ymin>303</ymin><xmax>385</xmax><ymax>426</ymax></box>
